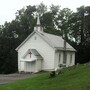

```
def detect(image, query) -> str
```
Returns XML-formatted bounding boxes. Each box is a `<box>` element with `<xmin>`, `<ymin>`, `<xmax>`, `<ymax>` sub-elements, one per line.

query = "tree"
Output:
<box><xmin>55</xmin><ymin>8</ymin><xmax>73</xmax><ymax>40</ymax></box>
<box><xmin>36</xmin><ymin>2</ymin><xmax>47</xmax><ymax>16</ymax></box>
<box><xmin>70</xmin><ymin>6</ymin><xmax>90</xmax><ymax>63</ymax></box>
<box><xmin>0</xmin><ymin>5</ymin><xmax>37</xmax><ymax>74</ymax></box>
<box><xmin>50</xmin><ymin>4</ymin><xmax>60</xmax><ymax>15</ymax></box>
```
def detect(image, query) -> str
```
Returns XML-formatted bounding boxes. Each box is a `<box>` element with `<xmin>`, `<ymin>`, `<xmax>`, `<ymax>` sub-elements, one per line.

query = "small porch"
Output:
<box><xmin>20</xmin><ymin>49</ymin><xmax>43</xmax><ymax>73</ymax></box>
<box><xmin>21</xmin><ymin>58</ymin><xmax>42</xmax><ymax>73</ymax></box>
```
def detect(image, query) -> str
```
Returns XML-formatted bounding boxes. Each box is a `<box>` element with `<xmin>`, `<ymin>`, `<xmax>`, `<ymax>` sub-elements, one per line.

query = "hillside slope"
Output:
<box><xmin>0</xmin><ymin>64</ymin><xmax>90</xmax><ymax>90</ymax></box>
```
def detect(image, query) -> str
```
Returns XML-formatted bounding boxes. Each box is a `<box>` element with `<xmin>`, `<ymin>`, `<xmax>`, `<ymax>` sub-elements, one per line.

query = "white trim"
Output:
<box><xmin>20</xmin><ymin>58</ymin><xmax>36</xmax><ymax>62</ymax></box>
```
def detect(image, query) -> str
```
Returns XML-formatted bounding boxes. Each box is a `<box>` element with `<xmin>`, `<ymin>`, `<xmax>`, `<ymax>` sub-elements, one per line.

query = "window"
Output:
<box><xmin>70</xmin><ymin>53</ymin><xmax>72</xmax><ymax>64</ymax></box>
<box><xmin>34</xmin><ymin>36</ymin><xmax>37</xmax><ymax>40</ymax></box>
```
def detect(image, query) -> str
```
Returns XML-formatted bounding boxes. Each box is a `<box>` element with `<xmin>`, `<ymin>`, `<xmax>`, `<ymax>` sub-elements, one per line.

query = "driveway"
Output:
<box><xmin>0</xmin><ymin>73</ymin><xmax>33</xmax><ymax>85</ymax></box>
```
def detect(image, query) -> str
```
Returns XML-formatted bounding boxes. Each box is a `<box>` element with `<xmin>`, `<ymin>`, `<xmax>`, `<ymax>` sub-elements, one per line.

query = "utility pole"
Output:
<box><xmin>62</xmin><ymin>31</ymin><xmax>66</xmax><ymax>64</ymax></box>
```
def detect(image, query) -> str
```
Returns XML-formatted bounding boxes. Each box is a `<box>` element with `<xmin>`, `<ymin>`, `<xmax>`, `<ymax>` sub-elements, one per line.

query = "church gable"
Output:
<box><xmin>22</xmin><ymin>49</ymin><xmax>36</xmax><ymax>60</ymax></box>
<box><xmin>17</xmin><ymin>31</ymin><xmax>54</xmax><ymax>54</ymax></box>
<box><xmin>21</xmin><ymin>49</ymin><xmax>43</xmax><ymax>62</ymax></box>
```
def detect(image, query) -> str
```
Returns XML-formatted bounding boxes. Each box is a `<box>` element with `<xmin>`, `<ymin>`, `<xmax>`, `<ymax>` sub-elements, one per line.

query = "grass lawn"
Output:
<box><xmin>0</xmin><ymin>64</ymin><xmax>90</xmax><ymax>90</ymax></box>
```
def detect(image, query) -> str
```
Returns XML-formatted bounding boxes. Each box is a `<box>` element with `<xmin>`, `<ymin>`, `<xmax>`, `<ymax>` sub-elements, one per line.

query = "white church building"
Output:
<box><xmin>16</xmin><ymin>16</ymin><xmax>76</xmax><ymax>73</ymax></box>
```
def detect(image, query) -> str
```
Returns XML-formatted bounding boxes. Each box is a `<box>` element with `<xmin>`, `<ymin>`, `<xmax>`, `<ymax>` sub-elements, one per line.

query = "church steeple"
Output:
<box><xmin>37</xmin><ymin>14</ymin><xmax>40</xmax><ymax>25</ymax></box>
<box><xmin>34</xmin><ymin>14</ymin><xmax>43</xmax><ymax>33</ymax></box>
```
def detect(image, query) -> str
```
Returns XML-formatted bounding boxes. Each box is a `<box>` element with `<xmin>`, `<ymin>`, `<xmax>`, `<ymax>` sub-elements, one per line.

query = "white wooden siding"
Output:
<box><xmin>66</xmin><ymin>52</ymin><xmax>70</xmax><ymax>67</ymax></box>
<box><xmin>54</xmin><ymin>51</ymin><xmax>59</xmax><ymax>69</ymax></box>
<box><xmin>66</xmin><ymin>52</ymin><xmax>75</xmax><ymax>67</ymax></box>
<box><xmin>37</xmin><ymin>60</ymin><xmax>42</xmax><ymax>71</ymax></box>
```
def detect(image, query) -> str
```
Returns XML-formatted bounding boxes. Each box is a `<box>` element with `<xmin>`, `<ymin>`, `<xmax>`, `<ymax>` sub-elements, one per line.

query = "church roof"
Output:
<box><xmin>22</xmin><ymin>49</ymin><xmax>43</xmax><ymax>60</ymax></box>
<box><xmin>37</xmin><ymin>31</ymin><xmax>76</xmax><ymax>51</ymax></box>
<box><xmin>16</xmin><ymin>30</ymin><xmax>76</xmax><ymax>51</ymax></box>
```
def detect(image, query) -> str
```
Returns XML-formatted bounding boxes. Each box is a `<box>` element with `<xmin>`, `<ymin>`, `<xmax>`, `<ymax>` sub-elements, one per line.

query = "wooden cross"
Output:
<box><xmin>29</xmin><ymin>52</ymin><xmax>32</xmax><ymax>58</ymax></box>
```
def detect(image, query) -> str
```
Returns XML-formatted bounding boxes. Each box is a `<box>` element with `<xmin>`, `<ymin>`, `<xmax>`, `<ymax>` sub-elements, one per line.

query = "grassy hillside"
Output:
<box><xmin>0</xmin><ymin>64</ymin><xmax>90</xmax><ymax>90</ymax></box>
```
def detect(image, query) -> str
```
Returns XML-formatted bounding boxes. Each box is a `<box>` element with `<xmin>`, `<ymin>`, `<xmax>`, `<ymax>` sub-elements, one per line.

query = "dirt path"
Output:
<box><xmin>0</xmin><ymin>73</ymin><xmax>33</xmax><ymax>85</ymax></box>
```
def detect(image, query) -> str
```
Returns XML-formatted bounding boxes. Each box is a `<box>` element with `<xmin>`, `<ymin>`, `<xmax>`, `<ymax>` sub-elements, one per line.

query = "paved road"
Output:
<box><xmin>0</xmin><ymin>73</ymin><xmax>32</xmax><ymax>85</ymax></box>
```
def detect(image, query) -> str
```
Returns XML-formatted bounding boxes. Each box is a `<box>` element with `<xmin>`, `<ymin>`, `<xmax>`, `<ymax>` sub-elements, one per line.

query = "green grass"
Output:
<box><xmin>0</xmin><ymin>64</ymin><xmax>90</xmax><ymax>90</ymax></box>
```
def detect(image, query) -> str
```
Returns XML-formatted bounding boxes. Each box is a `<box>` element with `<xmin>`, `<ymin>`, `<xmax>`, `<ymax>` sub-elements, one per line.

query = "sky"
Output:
<box><xmin>0</xmin><ymin>0</ymin><xmax>89</xmax><ymax>25</ymax></box>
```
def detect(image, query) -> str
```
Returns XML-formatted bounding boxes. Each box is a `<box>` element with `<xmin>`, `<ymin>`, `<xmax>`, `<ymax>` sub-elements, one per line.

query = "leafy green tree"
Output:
<box><xmin>70</xmin><ymin>6</ymin><xmax>90</xmax><ymax>63</ymax></box>
<box><xmin>50</xmin><ymin>4</ymin><xmax>60</xmax><ymax>15</ymax></box>
<box><xmin>0</xmin><ymin>5</ymin><xmax>37</xmax><ymax>74</ymax></box>
<box><xmin>55</xmin><ymin>8</ymin><xmax>73</xmax><ymax>40</ymax></box>
<box><xmin>36</xmin><ymin>2</ymin><xmax>47</xmax><ymax>16</ymax></box>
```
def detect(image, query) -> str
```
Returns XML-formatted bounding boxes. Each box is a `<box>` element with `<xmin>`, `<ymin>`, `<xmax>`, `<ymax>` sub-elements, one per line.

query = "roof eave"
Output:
<box><xmin>55</xmin><ymin>47</ymin><xmax>76</xmax><ymax>52</ymax></box>
<box><xmin>15</xmin><ymin>31</ymin><xmax>36</xmax><ymax>51</ymax></box>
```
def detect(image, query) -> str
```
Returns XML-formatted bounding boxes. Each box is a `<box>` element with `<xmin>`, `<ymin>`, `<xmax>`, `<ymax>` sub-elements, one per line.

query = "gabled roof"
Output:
<box><xmin>30</xmin><ymin>49</ymin><xmax>42</xmax><ymax>57</ymax></box>
<box><xmin>16</xmin><ymin>30</ymin><xmax>76</xmax><ymax>51</ymax></box>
